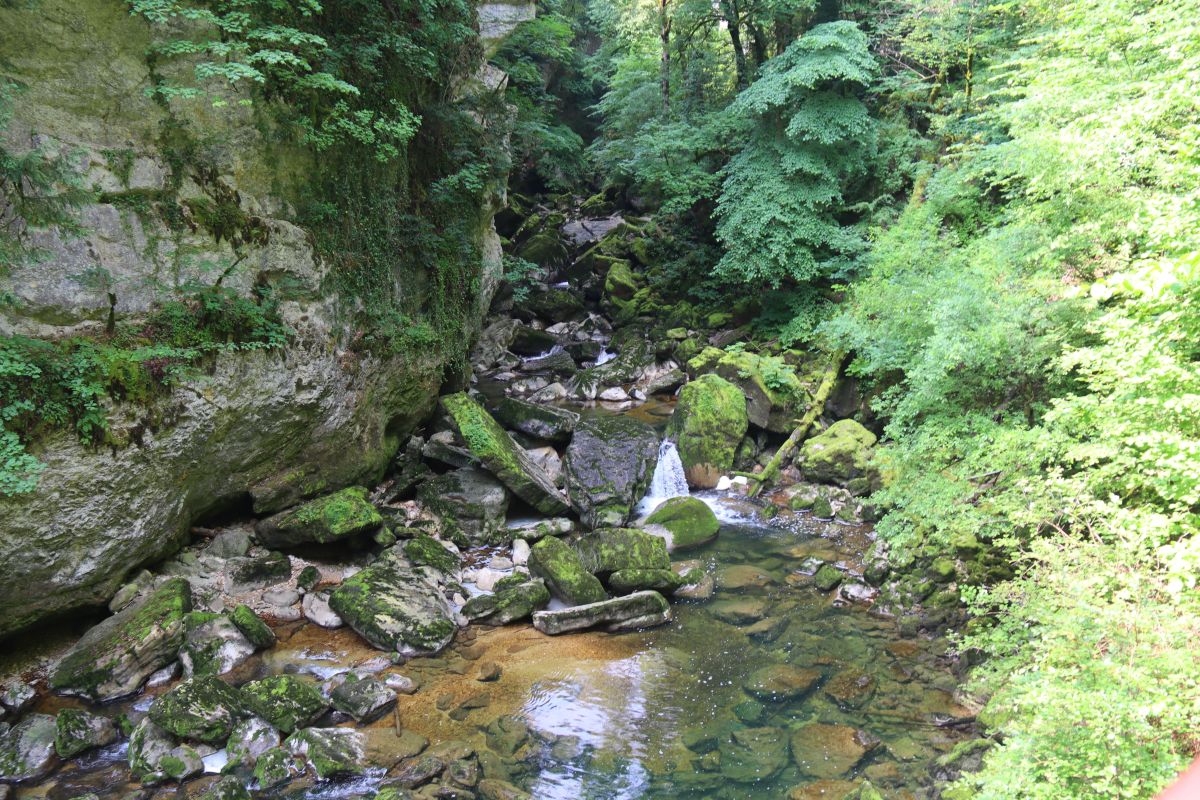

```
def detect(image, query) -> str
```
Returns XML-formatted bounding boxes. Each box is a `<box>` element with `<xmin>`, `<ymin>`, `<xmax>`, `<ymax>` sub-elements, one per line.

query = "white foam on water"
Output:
<box><xmin>635</xmin><ymin>439</ymin><xmax>690</xmax><ymax>517</ymax></box>
<box><xmin>522</xmin><ymin>344</ymin><xmax>565</xmax><ymax>363</ymax></box>
<box><xmin>202</xmin><ymin>749</ymin><xmax>229</xmax><ymax>774</ymax></box>
<box><xmin>595</xmin><ymin>346</ymin><xmax>616</xmax><ymax>365</ymax></box>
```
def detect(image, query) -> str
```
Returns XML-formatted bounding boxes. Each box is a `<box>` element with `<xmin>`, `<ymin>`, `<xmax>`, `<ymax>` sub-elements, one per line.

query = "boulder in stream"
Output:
<box><xmin>462</xmin><ymin>578</ymin><xmax>552</xmax><ymax>625</ymax></box>
<box><xmin>148</xmin><ymin>675</ymin><xmax>250</xmax><ymax>744</ymax></box>
<box><xmin>179</xmin><ymin>615</ymin><xmax>256</xmax><ymax>678</ymax></box>
<box><xmin>799</xmin><ymin>419</ymin><xmax>879</xmax><ymax>486</ymax></box>
<box><xmin>417</xmin><ymin>467</ymin><xmax>510</xmax><ymax>546</ymax></box>
<box><xmin>242</xmin><ymin>675</ymin><xmax>329</xmax><ymax>733</ymax></box>
<box><xmin>285</xmin><ymin>727</ymin><xmax>365</xmax><ymax>779</ymax></box>
<box><xmin>329</xmin><ymin>674</ymin><xmax>396</xmax><ymax>722</ymax></box>
<box><xmin>686</xmin><ymin>347</ymin><xmax>808</xmax><ymax>433</ymax></box>
<box><xmin>255</xmin><ymin>486</ymin><xmax>383</xmax><ymax>548</ymax></box>
<box><xmin>563</xmin><ymin>416</ymin><xmax>659</xmax><ymax>528</ymax></box>
<box><xmin>527</xmin><ymin>537</ymin><xmax>607</xmax><ymax>606</ymax></box>
<box><xmin>532</xmin><ymin>590</ymin><xmax>670</xmax><ymax>634</ymax></box>
<box><xmin>441</xmin><ymin>393</ymin><xmax>571</xmax><ymax>515</ymax></box>
<box><xmin>0</xmin><ymin>713</ymin><xmax>57</xmax><ymax>782</ymax></box>
<box><xmin>49</xmin><ymin>576</ymin><xmax>192</xmax><ymax>701</ymax></box>
<box><xmin>573</xmin><ymin>527</ymin><xmax>671</xmax><ymax>577</ymax></box>
<box><xmin>329</xmin><ymin>549</ymin><xmax>457</xmax><ymax>655</ymax></box>
<box><xmin>719</xmin><ymin>725</ymin><xmax>789</xmax><ymax>783</ymax></box>
<box><xmin>644</xmin><ymin>496</ymin><xmax>720</xmax><ymax>549</ymax></box>
<box><xmin>54</xmin><ymin>708</ymin><xmax>118</xmax><ymax>759</ymax></box>
<box><xmin>666</xmin><ymin>374</ymin><xmax>749</xmax><ymax>488</ymax></box>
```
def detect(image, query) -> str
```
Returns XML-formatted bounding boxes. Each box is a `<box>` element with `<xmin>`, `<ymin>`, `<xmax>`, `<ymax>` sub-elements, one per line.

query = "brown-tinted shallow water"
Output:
<box><xmin>12</xmin><ymin>497</ymin><xmax>971</xmax><ymax>800</ymax></box>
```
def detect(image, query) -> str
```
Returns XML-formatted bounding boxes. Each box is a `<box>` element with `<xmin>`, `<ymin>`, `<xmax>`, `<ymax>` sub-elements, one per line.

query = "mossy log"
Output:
<box><xmin>748</xmin><ymin>352</ymin><xmax>846</xmax><ymax>497</ymax></box>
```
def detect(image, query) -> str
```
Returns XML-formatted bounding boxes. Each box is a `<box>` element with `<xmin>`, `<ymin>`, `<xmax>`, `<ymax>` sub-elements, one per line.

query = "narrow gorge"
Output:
<box><xmin>1</xmin><ymin>1</ymin><xmax>1197</xmax><ymax>799</ymax></box>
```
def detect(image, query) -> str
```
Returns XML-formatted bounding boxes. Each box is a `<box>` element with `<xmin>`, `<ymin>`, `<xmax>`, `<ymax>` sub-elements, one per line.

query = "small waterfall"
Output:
<box><xmin>637</xmin><ymin>439</ymin><xmax>689</xmax><ymax>516</ymax></box>
<box><xmin>596</xmin><ymin>346</ymin><xmax>616</xmax><ymax>365</ymax></box>
<box><xmin>521</xmin><ymin>343</ymin><xmax>564</xmax><ymax>363</ymax></box>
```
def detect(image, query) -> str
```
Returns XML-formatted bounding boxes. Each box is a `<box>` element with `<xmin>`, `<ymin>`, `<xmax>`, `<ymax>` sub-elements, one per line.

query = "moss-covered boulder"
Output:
<box><xmin>563</xmin><ymin>416</ymin><xmax>659</xmax><ymax>528</ymax></box>
<box><xmin>255</xmin><ymin>486</ymin><xmax>383</xmax><ymax>548</ymax></box>
<box><xmin>574</xmin><ymin>527</ymin><xmax>671</xmax><ymax>578</ymax></box>
<box><xmin>253</xmin><ymin>745</ymin><xmax>297</xmax><ymax>789</ymax></box>
<box><xmin>242</xmin><ymin>675</ymin><xmax>329</xmax><ymax>733</ymax></box>
<box><xmin>508</xmin><ymin>324</ymin><xmax>558</xmax><ymax>356</ymax></box>
<box><xmin>602</xmin><ymin>260</ymin><xmax>639</xmax><ymax>311</ymax></box>
<box><xmin>527</xmin><ymin>536</ymin><xmax>607</xmax><ymax>606</ymax></box>
<box><xmin>417</xmin><ymin>467</ymin><xmax>510</xmax><ymax>546</ymax></box>
<box><xmin>441</xmin><ymin>393</ymin><xmax>570</xmax><ymax>515</ymax></box>
<box><xmin>225</xmin><ymin>716</ymin><xmax>281</xmax><ymax>769</ymax></box>
<box><xmin>195</xmin><ymin>775</ymin><xmax>252</xmax><ymax>800</ymax></box>
<box><xmin>666</xmin><ymin>375</ymin><xmax>748</xmax><ymax>488</ymax></box>
<box><xmin>462</xmin><ymin>578</ymin><xmax>552</xmax><ymax>625</ymax></box>
<box><xmin>799</xmin><ymin>420</ymin><xmax>878</xmax><ymax>486</ymax></box>
<box><xmin>329</xmin><ymin>674</ymin><xmax>396</xmax><ymax>723</ymax></box>
<box><xmin>229</xmin><ymin>604</ymin><xmax>276</xmax><ymax>649</ymax></box>
<box><xmin>686</xmin><ymin>347</ymin><xmax>807</xmax><ymax>433</ymax></box>
<box><xmin>644</xmin><ymin>496</ymin><xmax>720</xmax><ymax>550</ymax></box>
<box><xmin>127</xmin><ymin>717</ymin><xmax>202</xmax><ymax>784</ymax></box>
<box><xmin>285</xmin><ymin>727</ymin><xmax>365</xmax><ymax>780</ymax></box>
<box><xmin>517</xmin><ymin>288</ymin><xmax>586</xmax><ymax>323</ymax></box>
<box><xmin>403</xmin><ymin>534</ymin><xmax>462</xmax><ymax>575</ymax></box>
<box><xmin>0</xmin><ymin>713</ymin><xmax>57</xmax><ymax>782</ymax></box>
<box><xmin>50</xmin><ymin>576</ymin><xmax>192</xmax><ymax>701</ymax></box>
<box><xmin>608</xmin><ymin>568</ymin><xmax>684</xmax><ymax>594</ymax></box>
<box><xmin>493</xmin><ymin>397</ymin><xmax>579</xmax><ymax>442</ymax></box>
<box><xmin>328</xmin><ymin>549</ymin><xmax>457</xmax><ymax>655</ymax></box>
<box><xmin>149</xmin><ymin>676</ymin><xmax>250</xmax><ymax>744</ymax></box>
<box><xmin>54</xmin><ymin>708</ymin><xmax>118</xmax><ymax>759</ymax></box>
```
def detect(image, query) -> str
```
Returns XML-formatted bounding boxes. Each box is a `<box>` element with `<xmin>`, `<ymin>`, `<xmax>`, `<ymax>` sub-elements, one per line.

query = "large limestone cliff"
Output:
<box><xmin>0</xmin><ymin>0</ymin><xmax>533</xmax><ymax>638</ymax></box>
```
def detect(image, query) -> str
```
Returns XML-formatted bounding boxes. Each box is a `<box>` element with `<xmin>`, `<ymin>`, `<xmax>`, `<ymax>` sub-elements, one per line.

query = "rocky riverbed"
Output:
<box><xmin>0</xmin><ymin>207</ymin><xmax>981</xmax><ymax>800</ymax></box>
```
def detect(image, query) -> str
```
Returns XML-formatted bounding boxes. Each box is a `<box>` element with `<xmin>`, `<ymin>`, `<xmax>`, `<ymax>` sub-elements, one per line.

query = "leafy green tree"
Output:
<box><xmin>714</xmin><ymin>20</ymin><xmax>875</xmax><ymax>287</ymax></box>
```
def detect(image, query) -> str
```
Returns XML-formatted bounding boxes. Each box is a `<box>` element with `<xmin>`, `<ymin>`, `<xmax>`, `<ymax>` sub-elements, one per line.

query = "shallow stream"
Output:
<box><xmin>13</xmin><ymin>496</ymin><xmax>969</xmax><ymax>800</ymax></box>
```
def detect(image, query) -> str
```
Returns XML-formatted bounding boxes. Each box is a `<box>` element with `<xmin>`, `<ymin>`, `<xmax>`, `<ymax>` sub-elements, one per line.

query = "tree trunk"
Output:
<box><xmin>659</xmin><ymin>0</ymin><xmax>671</xmax><ymax>115</ymax></box>
<box><xmin>748</xmin><ymin>352</ymin><xmax>846</xmax><ymax>497</ymax></box>
<box><xmin>720</xmin><ymin>0</ymin><xmax>749</xmax><ymax>88</ymax></box>
<box><xmin>748</xmin><ymin>21</ymin><xmax>769</xmax><ymax>69</ymax></box>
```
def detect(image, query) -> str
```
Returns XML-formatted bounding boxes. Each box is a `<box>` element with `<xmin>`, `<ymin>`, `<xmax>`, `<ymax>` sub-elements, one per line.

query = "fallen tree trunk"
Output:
<box><xmin>748</xmin><ymin>351</ymin><xmax>846</xmax><ymax>497</ymax></box>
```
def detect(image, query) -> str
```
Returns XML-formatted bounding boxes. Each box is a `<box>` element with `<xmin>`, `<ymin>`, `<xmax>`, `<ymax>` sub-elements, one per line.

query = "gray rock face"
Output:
<box><xmin>0</xmin><ymin>0</ymin><xmax>519</xmax><ymax>640</ymax></box>
<box><xmin>301</xmin><ymin>590</ymin><xmax>344</xmax><ymax>629</ymax></box>
<box><xmin>417</xmin><ymin>467</ymin><xmax>511</xmax><ymax>546</ymax></box>
<box><xmin>0</xmin><ymin>713</ymin><xmax>57</xmax><ymax>782</ymax></box>
<box><xmin>532</xmin><ymin>591</ymin><xmax>671</xmax><ymax>635</ymax></box>
<box><xmin>563</xmin><ymin>416</ymin><xmax>659</xmax><ymax>528</ymax></box>
<box><xmin>225</xmin><ymin>716</ymin><xmax>281</xmax><ymax>768</ymax></box>
<box><xmin>329</xmin><ymin>550</ymin><xmax>457</xmax><ymax>655</ymax></box>
<box><xmin>49</xmin><ymin>577</ymin><xmax>192</xmax><ymax>701</ymax></box>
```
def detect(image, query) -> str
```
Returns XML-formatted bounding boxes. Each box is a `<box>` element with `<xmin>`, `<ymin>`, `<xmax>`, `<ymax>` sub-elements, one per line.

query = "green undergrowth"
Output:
<box><xmin>0</xmin><ymin>284</ymin><xmax>286</xmax><ymax>495</ymax></box>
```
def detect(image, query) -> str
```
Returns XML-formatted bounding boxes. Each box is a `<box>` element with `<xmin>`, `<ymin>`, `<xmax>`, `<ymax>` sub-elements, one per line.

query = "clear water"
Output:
<box><xmin>16</xmin><ymin>509</ymin><xmax>967</xmax><ymax>800</ymax></box>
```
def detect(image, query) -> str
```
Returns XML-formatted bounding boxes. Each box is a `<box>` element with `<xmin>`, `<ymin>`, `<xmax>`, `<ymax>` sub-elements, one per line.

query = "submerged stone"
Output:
<box><xmin>255</xmin><ymin>486</ymin><xmax>383</xmax><ymax>548</ymax></box>
<box><xmin>241</xmin><ymin>675</ymin><xmax>329</xmax><ymax>733</ymax></box>
<box><xmin>824</xmin><ymin>668</ymin><xmax>877</xmax><ymax>709</ymax></box>
<box><xmin>789</xmin><ymin>723</ymin><xmax>880</xmax><ymax>779</ymax></box>
<box><xmin>563</xmin><ymin>416</ymin><xmax>659</xmax><ymax>528</ymax></box>
<box><xmin>442</xmin><ymin>393</ymin><xmax>570</xmax><ymax>515</ymax></box>
<box><xmin>527</xmin><ymin>536</ymin><xmax>607</xmax><ymax>606</ymax></box>
<box><xmin>149</xmin><ymin>675</ymin><xmax>250</xmax><ymax>744</ymax></box>
<box><xmin>719</xmin><ymin>726</ymin><xmax>789</xmax><ymax>783</ymax></box>
<box><xmin>666</xmin><ymin>374</ymin><xmax>749</xmax><ymax>488</ymax></box>
<box><xmin>532</xmin><ymin>590</ymin><xmax>670</xmax><ymax>635</ymax></box>
<box><xmin>329</xmin><ymin>549</ymin><xmax>457</xmax><ymax>655</ymax></box>
<box><xmin>742</xmin><ymin>664</ymin><xmax>822</xmax><ymax>702</ymax></box>
<box><xmin>644</xmin><ymin>496</ymin><xmax>720</xmax><ymax>549</ymax></box>
<box><xmin>50</xmin><ymin>576</ymin><xmax>192</xmax><ymax>701</ymax></box>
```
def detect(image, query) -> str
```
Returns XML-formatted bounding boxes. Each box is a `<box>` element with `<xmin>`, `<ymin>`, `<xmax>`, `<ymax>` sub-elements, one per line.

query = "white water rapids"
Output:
<box><xmin>636</xmin><ymin>439</ymin><xmax>689</xmax><ymax>516</ymax></box>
